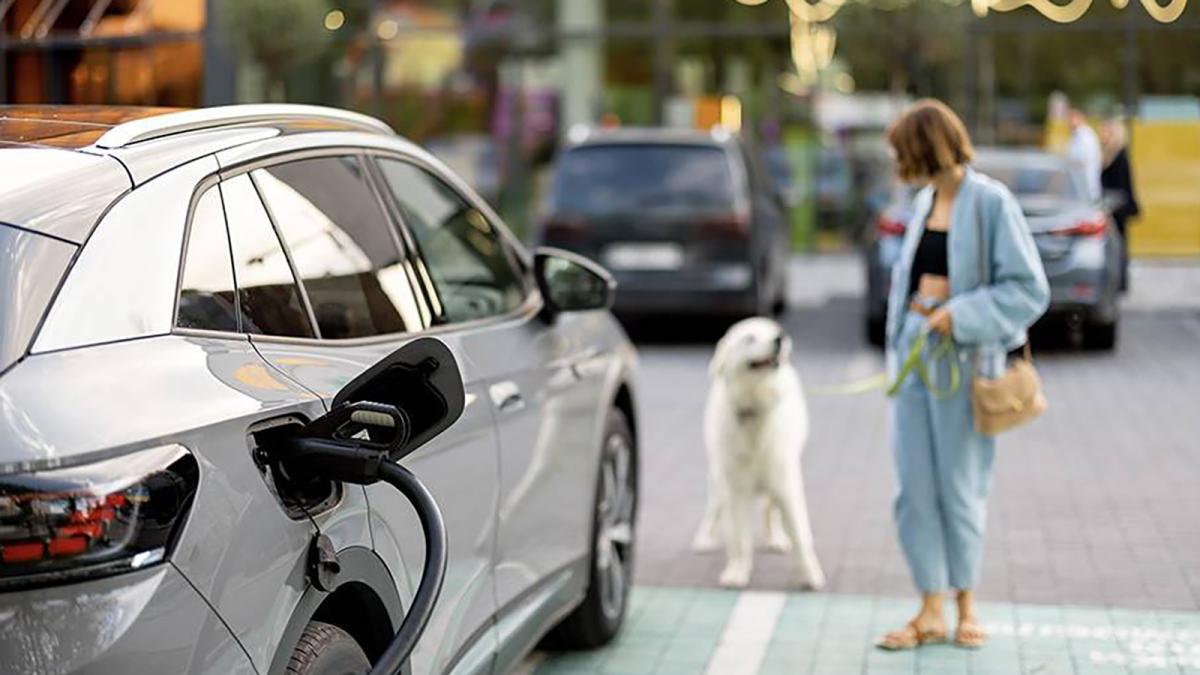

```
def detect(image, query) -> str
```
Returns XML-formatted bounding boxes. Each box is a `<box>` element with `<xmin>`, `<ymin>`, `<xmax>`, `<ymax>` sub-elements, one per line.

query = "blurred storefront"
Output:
<box><xmin>1</xmin><ymin>0</ymin><xmax>208</xmax><ymax>106</ymax></box>
<box><xmin>4</xmin><ymin>0</ymin><xmax>1197</xmax><ymax>253</ymax></box>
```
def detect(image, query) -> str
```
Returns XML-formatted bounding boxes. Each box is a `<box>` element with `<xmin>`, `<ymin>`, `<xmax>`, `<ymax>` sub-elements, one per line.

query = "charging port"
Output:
<box><xmin>249</xmin><ymin>416</ymin><xmax>342</xmax><ymax>520</ymax></box>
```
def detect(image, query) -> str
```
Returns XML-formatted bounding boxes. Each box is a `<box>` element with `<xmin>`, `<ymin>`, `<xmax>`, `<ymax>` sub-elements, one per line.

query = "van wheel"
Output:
<box><xmin>544</xmin><ymin>409</ymin><xmax>637</xmax><ymax>649</ymax></box>
<box><xmin>286</xmin><ymin>621</ymin><xmax>370</xmax><ymax>675</ymax></box>
<box><xmin>1085</xmin><ymin>320</ymin><xmax>1117</xmax><ymax>351</ymax></box>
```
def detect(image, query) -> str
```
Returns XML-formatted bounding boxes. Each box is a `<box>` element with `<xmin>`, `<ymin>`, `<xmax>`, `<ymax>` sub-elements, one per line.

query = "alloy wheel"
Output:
<box><xmin>595</xmin><ymin>432</ymin><xmax>635</xmax><ymax>622</ymax></box>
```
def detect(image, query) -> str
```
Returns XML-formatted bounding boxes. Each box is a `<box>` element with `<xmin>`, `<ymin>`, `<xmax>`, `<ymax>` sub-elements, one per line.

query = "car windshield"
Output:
<box><xmin>552</xmin><ymin>144</ymin><xmax>736</xmax><ymax>215</ymax></box>
<box><xmin>974</xmin><ymin>155</ymin><xmax>1087</xmax><ymax>200</ymax></box>
<box><xmin>0</xmin><ymin>223</ymin><xmax>75</xmax><ymax>375</ymax></box>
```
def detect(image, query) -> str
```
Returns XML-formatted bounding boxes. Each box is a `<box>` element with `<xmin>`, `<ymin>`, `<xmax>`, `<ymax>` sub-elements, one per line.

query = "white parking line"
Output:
<box><xmin>703</xmin><ymin>591</ymin><xmax>787</xmax><ymax>675</ymax></box>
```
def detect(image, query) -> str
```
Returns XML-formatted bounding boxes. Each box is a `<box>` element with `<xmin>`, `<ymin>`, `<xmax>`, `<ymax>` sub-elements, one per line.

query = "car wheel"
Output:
<box><xmin>866</xmin><ymin>315</ymin><xmax>886</xmax><ymax>348</ymax></box>
<box><xmin>545</xmin><ymin>409</ymin><xmax>637</xmax><ymax>649</ymax></box>
<box><xmin>285</xmin><ymin>621</ymin><xmax>370</xmax><ymax>675</ymax></box>
<box><xmin>1085</xmin><ymin>320</ymin><xmax>1118</xmax><ymax>351</ymax></box>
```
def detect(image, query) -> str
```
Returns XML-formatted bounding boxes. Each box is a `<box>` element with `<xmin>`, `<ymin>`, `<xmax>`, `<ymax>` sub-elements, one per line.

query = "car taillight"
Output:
<box><xmin>542</xmin><ymin>216</ymin><xmax>588</xmax><ymax>242</ymax></box>
<box><xmin>1052</xmin><ymin>215</ymin><xmax>1108</xmax><ymax>238</ymax></box>
<box><xmin>698</xmin><ymin>214</ymin><xmax>750</xmax><ymax>240</ymax></box>
<box><xmin>0</xmin><ymin>444</ymin><xmax>198</xmax><ymax>590</ymax></box>
<box><xmin>876</xmin><ymin>215</ymin><xmax>906</xmax><ymax>237</ymax></box>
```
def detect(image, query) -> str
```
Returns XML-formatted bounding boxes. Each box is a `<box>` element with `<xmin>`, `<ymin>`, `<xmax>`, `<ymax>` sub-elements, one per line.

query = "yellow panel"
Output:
<box><xmin>1129</xmin><ymin>121</ymin><xmax>1200</xmax><ymax>257</ymax></box>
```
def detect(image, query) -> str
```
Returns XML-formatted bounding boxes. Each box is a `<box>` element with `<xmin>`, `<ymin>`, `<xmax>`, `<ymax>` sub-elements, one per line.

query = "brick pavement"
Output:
<box><xmin>631</xmin><ymin>255</ymin><xmax>1200</xmax><ymax>610</ymax></box>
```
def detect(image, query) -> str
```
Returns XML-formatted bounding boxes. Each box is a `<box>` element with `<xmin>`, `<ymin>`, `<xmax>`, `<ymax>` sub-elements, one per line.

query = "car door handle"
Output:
<box><xmin>489</xmin><ymin>381</ymin><xmax>524</xmax><ymax>413</ymax></box>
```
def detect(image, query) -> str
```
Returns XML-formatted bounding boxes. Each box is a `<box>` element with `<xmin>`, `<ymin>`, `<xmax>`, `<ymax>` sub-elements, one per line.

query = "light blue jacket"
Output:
<box><xmin>885</xmin><ymin>167</ymin><xmax>1050</xmax><ymax>376</ymax></box>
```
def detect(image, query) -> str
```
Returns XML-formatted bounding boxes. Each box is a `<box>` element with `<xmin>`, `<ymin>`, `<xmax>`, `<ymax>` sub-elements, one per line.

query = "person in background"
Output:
<box><xmin>1100</xmin><ymin>116</ymin><xmax>1139</xmax><ymax>292</ymax></box>
<box><xmin>1066</xmin><ymin>108</ymin><xmax>1103</xmax><ymax>202</ymax></box>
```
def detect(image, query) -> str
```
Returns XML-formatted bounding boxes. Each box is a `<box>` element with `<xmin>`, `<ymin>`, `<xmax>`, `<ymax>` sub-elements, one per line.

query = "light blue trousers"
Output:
<box><xmin>891</xmin><ymin>310</ymin><xmax>996</xmax><ymax>592</ymax></box>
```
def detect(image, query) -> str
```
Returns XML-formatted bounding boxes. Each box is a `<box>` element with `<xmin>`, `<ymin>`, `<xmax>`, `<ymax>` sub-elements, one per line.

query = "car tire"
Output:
<box><xmin>285</xmin><ymin>621</ymin><xmax>370</xmax><ymax>675</ymax></box>
<box><xmin>544</xmin><ymin>409</ymin><xmax>637</xmax><ymax>650</ymax></box>
<box><xmin>1085</xmin><ymin>320</ymin><xmax>1118</xmax><ymax>351</ymax></box>
<box><xmin>866</xmin><ymin>315</ymin><xmax>886</xmax><ymax>348</ymax></box>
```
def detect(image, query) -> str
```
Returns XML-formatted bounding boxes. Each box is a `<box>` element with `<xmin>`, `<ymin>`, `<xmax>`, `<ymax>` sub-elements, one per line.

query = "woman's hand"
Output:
<box><xmin>928</xmin><ymin>307</ymin><xmax>953</xmax><ymax>336</ymax></box>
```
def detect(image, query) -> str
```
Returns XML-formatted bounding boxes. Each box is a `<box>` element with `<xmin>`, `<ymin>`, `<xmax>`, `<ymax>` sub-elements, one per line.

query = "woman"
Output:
<box><xmin>1100</xmin><ymin>116</ymin><xmax>1139</xmax><ymax>292</ymax></box>
<box><xmin>876</xmin><ymin>100</ymin><xmax>1049</xmax><ymax>650</ymax></box>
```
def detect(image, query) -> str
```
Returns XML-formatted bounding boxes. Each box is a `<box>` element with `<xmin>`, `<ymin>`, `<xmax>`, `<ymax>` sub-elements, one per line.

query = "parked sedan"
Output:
<box><xmin>0</xmin><ymin>105</ymin><xmax>639</xmax><ymax>675</ymax></box>
<box><xmin>539</xmin><ymin>127</ymin><xmax>791</xmax><ymax>320</ymax></box>
<box><xmin>863</xmin><ymin>147</ymin><xmax>1122</xmax><ymax>349</ymax></box>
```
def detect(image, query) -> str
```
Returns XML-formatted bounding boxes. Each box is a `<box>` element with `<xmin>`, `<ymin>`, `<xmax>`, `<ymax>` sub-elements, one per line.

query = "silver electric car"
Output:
<box><xmin>0</xmin><ymin>105</ymin><xmax>639</xmax><ymax>675</ymax></box>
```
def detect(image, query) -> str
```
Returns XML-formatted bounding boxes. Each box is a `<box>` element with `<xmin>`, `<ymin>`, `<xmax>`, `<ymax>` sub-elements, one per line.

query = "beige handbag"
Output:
<box><xmin>970</xmin><ymin>202</ymin><xmax>1047</xmax><ymax>436</ymax></box>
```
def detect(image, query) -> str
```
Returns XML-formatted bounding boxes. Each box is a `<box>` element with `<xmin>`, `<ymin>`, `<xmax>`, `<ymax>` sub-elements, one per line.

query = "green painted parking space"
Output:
<box><xmin>526</xmin><ymin>587</ymin><xmax>1200</xmax><ymax>675</ymax></box>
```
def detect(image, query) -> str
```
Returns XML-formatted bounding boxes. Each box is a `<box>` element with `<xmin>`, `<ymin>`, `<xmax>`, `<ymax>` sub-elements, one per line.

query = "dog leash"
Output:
<box><xmin>811</xmin><ymin>327</ymin><xmax>960</xmax><ymax>399</ymax></box>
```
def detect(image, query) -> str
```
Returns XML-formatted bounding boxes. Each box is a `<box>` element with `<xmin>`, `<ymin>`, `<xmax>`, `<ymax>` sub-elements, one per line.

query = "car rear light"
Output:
<box><xmin>1051</xmin><ymin>215</ymin><xmax>1108</xmax><ymax>238</ymax></box>
<box><xmin>876</xmin><ymin>215</ymin><xmax>906</xmax><ymax>237</ymax></box>
<box><xmin>697</xmin><ymin>214</ymin><xmax>750</xmax><ymax>240</ymax></box>
<box><xmin>542</xmin><ymin>216</ymin><xmax>588</xmax><ymax>242</ymax></box>
<box><xmin>0</xmin><ymin>444</ymin><xmax>198</xmax><ymax>590</ymax></box>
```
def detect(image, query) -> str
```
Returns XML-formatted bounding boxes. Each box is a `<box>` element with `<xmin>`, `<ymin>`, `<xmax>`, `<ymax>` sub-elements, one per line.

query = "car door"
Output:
<box><xmin>369</xmin><ymin>154</ymin><xmax>610</xmax><ymax>660</ymax></box>
<box><xmin>215</xmin><ymin>156</ymin><xmax>501</xmax><ymax>675</ymax></box>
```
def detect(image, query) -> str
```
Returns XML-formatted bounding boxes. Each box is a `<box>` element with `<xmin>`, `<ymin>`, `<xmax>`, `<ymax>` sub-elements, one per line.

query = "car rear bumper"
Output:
<box><xmin>611</xmin><ymin>266</ymin><xmax>757</xmax><ymax>317</ymax></box>
<box><xmin>1040</xmin><ymin>237</ymin><xmax>1119</xmax><ymax>323</ymax></box>
<box><xmin>0</xmin><ymin>565</ymin><xmax>254</xmax><ymax>674</ymax></box>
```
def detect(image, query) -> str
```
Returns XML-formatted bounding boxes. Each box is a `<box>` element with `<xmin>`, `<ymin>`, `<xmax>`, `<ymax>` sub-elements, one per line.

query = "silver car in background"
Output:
<box><xmin>0</xmin><ymin>105</ymin><xmax>639</xmax><ymax>675</ymax></box>
<box><xmin>864</xmin><ymin>147</ymin><xmax>1122</xmax><ymax>349</ymax></box>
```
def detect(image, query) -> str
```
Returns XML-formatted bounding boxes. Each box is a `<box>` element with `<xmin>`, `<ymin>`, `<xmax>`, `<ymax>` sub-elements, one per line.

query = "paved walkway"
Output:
<box><xmin>523</xmin><ymin>257</ymin><xmax>1200</xmax><ymax>674</ymax></box>
<box><xmin>529</xmin><ymin>587</ymin><xmax>1200</xmax><ymax>675</ymax></box>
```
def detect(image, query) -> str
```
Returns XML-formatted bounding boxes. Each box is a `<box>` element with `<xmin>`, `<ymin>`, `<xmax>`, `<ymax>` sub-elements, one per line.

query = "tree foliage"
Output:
<box><xmin>220</xmin><ymin>0</ymin><xmax>333</xmax><ymax>97</ymax></box>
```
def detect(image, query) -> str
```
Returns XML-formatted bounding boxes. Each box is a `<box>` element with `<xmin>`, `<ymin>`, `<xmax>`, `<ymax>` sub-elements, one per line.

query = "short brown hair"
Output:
<box><xmin>887</xmin><ymin>99</ymin><xmax>974</xmax><ymax>182</ymax></box>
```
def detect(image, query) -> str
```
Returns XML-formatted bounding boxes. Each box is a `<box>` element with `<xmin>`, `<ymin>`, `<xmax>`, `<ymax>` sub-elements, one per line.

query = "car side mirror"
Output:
<box><xmin>534</xmin><ymin>247</ymin><xmax>616</xmax><ymax>320</ymax></box>
<box><xmin>301</xmin><ymin>338</ymin><xmax>466</xmax><ymax>462</ymax></box>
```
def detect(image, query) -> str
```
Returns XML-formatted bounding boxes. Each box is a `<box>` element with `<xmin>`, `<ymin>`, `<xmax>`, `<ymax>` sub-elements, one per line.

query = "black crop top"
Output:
<box><xmin>908</xmin><ymin>229</ymin><xmax>948</xmax><ymax>297</ymax></box>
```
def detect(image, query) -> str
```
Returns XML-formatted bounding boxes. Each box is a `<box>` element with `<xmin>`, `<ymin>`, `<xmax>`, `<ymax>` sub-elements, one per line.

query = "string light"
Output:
<box><xmin>970</xmin><ymin>0</ymin><xmax>1187</xmax><ymax>21</ymax></box>
<box><xmin>735</xmin><ymin>0</ymin><xmax>1190</xmax><ymax>28</ymax></box>
<box><xmin>1138</xmin><ymin>0</ymin><xmax>1187</xmax><ymax>22</ymax></box>
<box><xmin>782</xmin><ymin>0</ymin><xmax>846</xmax><ymax>23</ymax></box>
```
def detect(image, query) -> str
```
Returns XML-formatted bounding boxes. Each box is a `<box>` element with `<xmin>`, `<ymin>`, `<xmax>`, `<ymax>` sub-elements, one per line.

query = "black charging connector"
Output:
<box><xmin>271</xmin><ymin>400</ymin><xmax>447</xmax><ymax>675</ymax></box>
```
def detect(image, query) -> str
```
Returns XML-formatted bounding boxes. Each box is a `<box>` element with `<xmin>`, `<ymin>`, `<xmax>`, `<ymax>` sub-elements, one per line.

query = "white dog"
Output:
<box><xmin>692</xmin><ymin>317</ymin><xmax>825</xmax><ymax>590</ymax></box>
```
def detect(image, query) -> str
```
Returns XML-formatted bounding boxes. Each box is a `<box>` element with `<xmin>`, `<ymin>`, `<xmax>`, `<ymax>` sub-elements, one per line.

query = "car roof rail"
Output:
<box><xmin>93</xmin><ymin>104</ymin><xmax>394</xmax><ymax>149</ymax></box>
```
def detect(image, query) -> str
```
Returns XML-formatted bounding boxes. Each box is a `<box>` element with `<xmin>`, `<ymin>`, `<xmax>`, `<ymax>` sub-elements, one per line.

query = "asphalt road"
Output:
<box><xmin>624</xmin><ymin>254</ymin><xmax>1200</xmax><ymax>611</ymax></box>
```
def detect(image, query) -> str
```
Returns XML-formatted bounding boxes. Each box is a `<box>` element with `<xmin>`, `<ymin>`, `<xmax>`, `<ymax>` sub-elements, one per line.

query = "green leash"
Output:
<box><xmin>884</xmin><ymin>327</ymin><xmax>961</xmax><ymax>399</ymax></box>
<box><xmin>812</xmin><ymin>327</ymin><xmax>960</xmax><ymax>399</ymax></box>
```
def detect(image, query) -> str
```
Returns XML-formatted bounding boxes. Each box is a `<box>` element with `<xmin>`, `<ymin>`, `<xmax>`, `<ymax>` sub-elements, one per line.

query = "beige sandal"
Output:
<box><xmin>954</xmin><ymin>619</ymin><xmax>987</xmax><ymax>649</ymax></box>
<box><xmin>875</xmin><ymin>620</ymin><xmax>948</xmax><ymax>651</ymax></box>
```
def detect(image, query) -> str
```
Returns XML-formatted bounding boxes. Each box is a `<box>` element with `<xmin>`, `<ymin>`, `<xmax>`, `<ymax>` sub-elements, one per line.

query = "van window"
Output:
<box><xmin>552</xmin><ymin>144</ymin><xmax>735</xmax><ymax>215</ymax></box>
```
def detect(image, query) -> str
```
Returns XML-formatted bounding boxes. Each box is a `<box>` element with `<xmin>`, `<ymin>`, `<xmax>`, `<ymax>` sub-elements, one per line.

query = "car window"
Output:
<box><xmin>375</xmin><ymin>157</ymin><xmax>527</xmax><ymax>323</ymax></box>
<box><xmin>220</xmin><ymin>174</ymin><xmax>315</xmax><ymax>339</ymax></box>
<box><xmin>253</xmin><ymin>156</ymin><xmax>424</xmax><ymax>340</ymax></box>
<box><xmin>177</xmin><ymin>188</ymin><xmax>239</xmax><ymax>332</ymax></box>
<box><xmin>551</xmin><ymin>144</ymin><xmax>735</xmax><ymax>215</ymax></box>
<box><xmin>974</xmin><ymin>157</ymin><xmax>1085</xmax><ymax>199</ymax></box>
